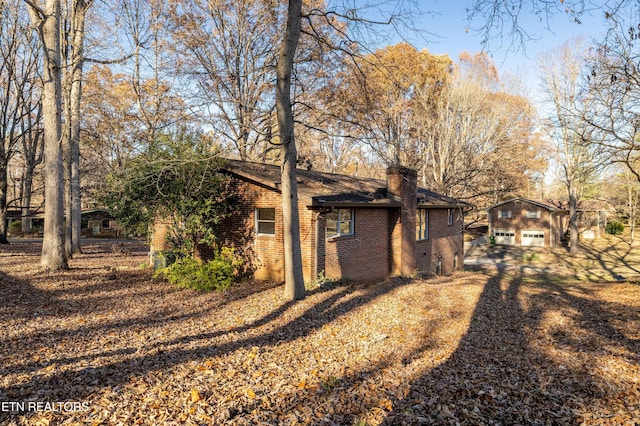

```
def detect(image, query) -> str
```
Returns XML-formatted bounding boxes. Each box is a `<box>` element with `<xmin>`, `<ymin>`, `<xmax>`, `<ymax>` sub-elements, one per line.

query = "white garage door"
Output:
<box><xmin>493</xmin><ymin>229</ymin><xmax>515</xmax><ymax>245</ymax></box>
<box><xmin>522</xmin><ymin>230</ymin><xmax>545</xmax><ymax>247</ymax></box>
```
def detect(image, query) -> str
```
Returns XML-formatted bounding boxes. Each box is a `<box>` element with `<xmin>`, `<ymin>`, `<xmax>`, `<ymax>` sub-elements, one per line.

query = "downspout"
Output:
<box><xmin>313</xmin><ymin>211</ymin><xmax>320</xmax><ymax>278</ymax></box>
<box><xmin>550</xmin><ymin>212</ymin><xmax>553</xmax><ymax>247</ymax></box>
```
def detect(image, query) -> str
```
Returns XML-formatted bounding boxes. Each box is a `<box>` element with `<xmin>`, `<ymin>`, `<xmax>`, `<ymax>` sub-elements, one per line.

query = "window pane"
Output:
<box><xmin>257</xmin><ymin>221</ymin><xmax>275</xmax><ymax>235</ymax></box>
<box><xmin>326</xmin><ymin>218</ymin><xmax>338</xmax><ymax>237</ymax></box>
<box><xmin>258</xmin><ymin>208</ymin><xmax>275</xmax><ymax>221</ymax></box>
<box><xmin>417</xmin><ymin>210</ymin><xmax>428</xmax><ymax>240</ymax></box>
<box><xmin>339</xmin><ymin>209</ymin><xmax>352</xmax><ymax>219</ymax></box>
<box><xmin>340</xmin><ymin>220</ymin><xmax>352</xmax><ymax>235</ymax></box>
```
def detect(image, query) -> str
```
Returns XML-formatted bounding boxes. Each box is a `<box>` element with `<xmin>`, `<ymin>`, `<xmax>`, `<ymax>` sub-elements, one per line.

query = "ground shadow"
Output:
<box><xmin>0</xmin><ymin>261</ymin><xmax>409</xmax><ymax>423</ymax></box>
<box><xmin>382</xmin><ymin>267</ymin><xmax>640</xmax><ymax>424</ymax></box>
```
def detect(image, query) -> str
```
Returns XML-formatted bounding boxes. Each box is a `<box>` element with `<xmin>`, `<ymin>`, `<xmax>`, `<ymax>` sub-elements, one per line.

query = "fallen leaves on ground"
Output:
<box><xmin>0</xmin><ymin>240</ymin><xmax>639</xmax><ymax>425</ymax></box>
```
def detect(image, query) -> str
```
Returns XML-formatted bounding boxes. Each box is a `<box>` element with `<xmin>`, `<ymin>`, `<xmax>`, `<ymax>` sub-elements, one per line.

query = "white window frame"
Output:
<box><xmin>255</xmin><ymin>208</ymin><xmax>276</xmax><ymax>236</ymax></box>
<box><xmin>525</xmin><ymin>210</ymin><xmax>541</xmax><ymax>219</ymax></box>
<box><xmin>499</xmin><ymin>210</ymin><xmax>512</xmax><ymax>219</ymax></box>
<box><xmin>326</xmin><ymin>209</ymin><xmax>354</xmax><ymax>238</ymax></box>
<box><xmin>417</xmin><ymin>209</ymin><xmax>429</xmax><ymax>241</ymax></box>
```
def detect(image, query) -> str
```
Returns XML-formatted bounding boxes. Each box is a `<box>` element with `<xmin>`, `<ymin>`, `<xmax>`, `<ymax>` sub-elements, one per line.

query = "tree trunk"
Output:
<box><xmin>63</xmin><ymin>0</ymin><xmax>91</xmax><ymax>256</ymax></box>
<box><xmin>568</xmin><ymin>188</ymin><xmax>579</xmax><ymax>255</ymax></box>
<box><xmin>276</xmin><ymin>0</ymin><xmax>305</xmax><ymax>301</ymax></box>
<box><xmin>21</xmin><ymin>165</ymin><xmax>34</xmax><ymax>235</ymax></box>
<box><xmin>20</xmin><ymin>99</ymin><xmax>43</xmax><ymax>236</ymax></box>
<box><xmin>28</xmin><ymin>0</ymin><xmax>68</xmax><ymax>270</ymax></box>
<box><xmin>0</xmin><ymin>162</ymin><xmax>9</xmax><ymax>244</ymax></box>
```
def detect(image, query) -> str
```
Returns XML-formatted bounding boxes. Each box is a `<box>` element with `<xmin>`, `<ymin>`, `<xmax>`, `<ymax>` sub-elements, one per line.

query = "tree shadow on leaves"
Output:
<box><xmin>382</xmin><ymin>267</ymin><xmax>639</xmax><ymax>424</ymax></box>
<box><xmin>0</xmin><ymin>266</ymin><xmax>408</xmax><ymax>423</ymax></box>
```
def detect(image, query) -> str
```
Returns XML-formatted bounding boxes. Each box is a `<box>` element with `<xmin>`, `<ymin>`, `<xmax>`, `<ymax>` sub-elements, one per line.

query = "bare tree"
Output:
<box><xmin>166</xmin><ymin>0</ymin><xmax>280</xmax><ymax>161</ymax></box>
<box><xmin>26</xmin><ymin>0</ymin><xmax>68</xmax><ymax>270</ymax></box>
<box><xmin>414</xmin><ymin>53</ymin><xmax>544</xmax><ymax>204</ymax></box>
<box><xmin>61</xmin><ymin>0</ymin><xmax>93</xmax><ymax>256</ymax></box>
<box><xmin>585</xmin><ymin>8</ymin><xmax>640</xmax><ymax>182</ymax></box>
<box><xmin>0</xmin><ymin>0</ymin><xmax>41</xmax><ymax>243</ymax></box>
<box><xmin>276</xmin><ymin>0</ymin><xmax>306</xmax><ymax>300</ymax></box>
<box><xmin>18</xmin><ymin>96</ymin><xmax>44</xmax><ymax>235</ymax></box>
<box><xmin>539</xmin><ymin>39</ymin><xmax>607</xmax><ymax>255</ymax></box>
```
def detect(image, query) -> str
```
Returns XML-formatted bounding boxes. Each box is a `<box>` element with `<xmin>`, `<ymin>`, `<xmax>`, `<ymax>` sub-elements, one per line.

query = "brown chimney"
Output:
<box><xmin>387</xmin><ymin>166</ymin><xmax>417</xmax><ymax>276</ymax></box>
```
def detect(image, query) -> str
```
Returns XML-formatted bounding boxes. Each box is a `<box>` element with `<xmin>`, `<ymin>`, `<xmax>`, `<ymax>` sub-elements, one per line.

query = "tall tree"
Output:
<box><xmin>414</xmin><ymin>52</ymin><xmax>545</xmax><ymax>204</ymax></box>
<box><xmin>26</xmin><ymin>0</ymin><xmax>68</xmax><ymax>269</ymax></box>
<box><xmin>0</xmin><ymin>0</ymin><xmax>40</xmax><ymax>243</ymax></box>
<box><xmin>277</xmin><ymin>0</ymin><xmax>305</xmax><ymax>300</ymax></box>
<box><xmin>19</xmin><ymin>90</ymin><xmax>44</xmax><ymax>235</ymax></box>
<box><xmin>334</xmin><ymin>42</ymin><xmax>453</xmax><ymax>167</ymax></box>
<box><xmin>585</xmin><ymin>9</ymin><xmax>640</xmax><ymax>181</ymax></box>
<box><xmin>62</xmin><ymin>0</ymin><xmax>93</xmax><ymax>256</ymax></box>
<box><xmin>539</xmin><ymin>39</ymin><xmax>606</xmax><ymax>255</ymax></box>
<box><xmin>166</xmin><ymin>0</ymin><xmax>280</xmax><ymax>161</ymax></box>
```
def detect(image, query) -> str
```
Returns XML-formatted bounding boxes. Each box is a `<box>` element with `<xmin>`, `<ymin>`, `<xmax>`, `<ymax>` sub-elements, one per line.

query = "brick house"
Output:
<box><xmin>488</xmin><ymin>198</ymin><xmax>567</xmax><ymax>247</ymax></box>
<box><xmin>152</xmin><ymin>160</ymin><xmax>469</xmax><ymax>281</ymax></box>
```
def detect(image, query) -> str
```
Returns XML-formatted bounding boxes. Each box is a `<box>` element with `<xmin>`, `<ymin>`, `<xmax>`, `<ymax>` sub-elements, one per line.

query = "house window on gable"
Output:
<box><xmin>525</xmin><ymin>210</ymin><xmax>541</xmax><ymax>219</ymax></box>
<box><xmin>416</xmin><ymin>209</ymin><xmax>428</xmax><ymax>240</ymax></box>
<box><xmin>499</xmin><ymin>210</ymin><xmax>512</xmax><ymax>219</ymax></box>
<box><xmin>326</xmin><ymin>209</ymin><xmax>354</xmax><ymax>238</ymax></box>
<box><xmin>256</xmin><ymin>208</ymin><xmax>276</xmax><ymax>235</ymax></box>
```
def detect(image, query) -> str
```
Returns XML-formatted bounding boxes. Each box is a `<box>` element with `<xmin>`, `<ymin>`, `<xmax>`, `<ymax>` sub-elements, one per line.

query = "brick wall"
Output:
<box><xmin>320</xmin><ymin>208</ymin><xmax>389</xmax><ymax>281</ymax></box>
<box><xmin>490</xmin><ymin>200</ymin><xmax>557</xmax><ymax>246</ymax></box>
<box><xmin>149</xmin><ymin>167</ymin><xmax>464</xmax><ymax>282</ymax></box>
<box><xmin>387</xmin><ymin>166</ymin><xmax>417</xmax><ymax>275</ymax></box>
<box><xmin>416</xmin><ymin>208</ymin><xmax>464</xmax><ymax>275</ymax></box>
<box><xmin>215</xmin><ymin>177</ymin><xmax>317</xmax><ymax>282</ymax></box>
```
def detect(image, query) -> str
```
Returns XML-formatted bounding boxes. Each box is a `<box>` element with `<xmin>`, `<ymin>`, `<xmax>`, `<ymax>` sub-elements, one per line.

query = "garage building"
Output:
<box><xmin>488</xmin><ymin>198</ymin><xmax>567</xmax><ymax>247</ymax></box>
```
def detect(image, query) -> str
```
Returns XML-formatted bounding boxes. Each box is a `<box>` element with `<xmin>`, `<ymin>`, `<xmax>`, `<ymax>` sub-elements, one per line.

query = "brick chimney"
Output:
<box><xmin>387</xmin><ymin>165</ymin><xmax>417</xmax><ymax>276</ymax></box>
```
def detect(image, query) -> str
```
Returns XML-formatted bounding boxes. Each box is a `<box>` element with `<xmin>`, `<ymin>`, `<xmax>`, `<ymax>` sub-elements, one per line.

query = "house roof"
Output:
<box><xmin>489</xmin><ymin>197</ymin><xmax>616</xmax><ymax>214</ymax></box>
<box><xmin>488</xmin><ymin>197</ymin><xmax>567</xmax><ymax>212</ymax></box>
<box><xmin>223</xmin><ymin>159</ymin><xmax>469</xmax><ymax>209</ymax></box>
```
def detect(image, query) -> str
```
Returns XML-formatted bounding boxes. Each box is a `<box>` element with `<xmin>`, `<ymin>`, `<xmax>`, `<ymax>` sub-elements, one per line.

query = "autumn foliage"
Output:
<box><xmin>1</xmin><ymin>240</ymin><xmax>639</xmax><ymax>424</ymax></box>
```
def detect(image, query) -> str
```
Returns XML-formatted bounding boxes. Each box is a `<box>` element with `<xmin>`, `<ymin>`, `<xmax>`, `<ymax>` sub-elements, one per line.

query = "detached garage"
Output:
<box><xmin>521</xmin><ymin>230</ymin><xmax>545</xmax><ymax>247</ymax></box>
<box><xmin>488</xmin><ymin>198</ymin><xmax>567</xmax><ymax>247</ymax></box>
<box><xmin>493</xmin><ymin>229</ymin><xmax>515</xmax><ymax>245</ymax></box>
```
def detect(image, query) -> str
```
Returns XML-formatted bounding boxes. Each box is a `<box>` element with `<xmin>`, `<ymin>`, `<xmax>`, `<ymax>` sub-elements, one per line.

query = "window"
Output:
<box><xmin>102</xmin><ymin>219</ymin><xmax>111</xmax><ymax>229</ymax></box>
<box><xmin>499</xmin><ymin>210</ymin><xmax>512</xmax><ymax>218</ymax></box>
<box><xmin>448</xmin><ymin>209</ymin><xmax>454</xmax><ymax>225</ymax></box>
<box><xmin>416</xmin><ymin>209</ymin><xmax>428</xmax><ymax>240</ymax></box>
<box><xmin>256</xmin><ymin>208</ymin><xmax>276</xmax><ymax>235</ymax></box>
<box><xmin>326</xmin><ymin>209</ymin><xmax>354</xmax><ymax>238</ymax></box>
<box><xmin>525</xmin><ymin>210</ymin><xmax>541</xmax><ymax>219</ymax></box>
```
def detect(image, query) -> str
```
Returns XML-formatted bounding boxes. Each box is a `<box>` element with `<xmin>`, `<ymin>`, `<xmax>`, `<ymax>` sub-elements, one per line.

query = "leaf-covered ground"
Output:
<box><xmin>1</xmin><ymin>240</ymin><xmax>639</xmax><ymax>425</ymax></box>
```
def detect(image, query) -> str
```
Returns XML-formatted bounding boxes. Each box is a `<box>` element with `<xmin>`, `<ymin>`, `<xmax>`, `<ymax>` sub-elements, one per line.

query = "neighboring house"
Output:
<box><xmin>488</xmin><ymin>198</ymin><xmax>567</xmax><ymax>247</ymax></box>
<box><xmin>573</xmin><ymin>200</ymin><xmax>615</xmax><ymax>239</ymax></box>
<box><xmin>151</xmin><ymin>160</ymin><xmax>470</xmax><ymax>282</ymax></box>
<box><xmin>7</xmin><ymin>208</ymin><xmax>122</xmax><ymax>238</ymax></box>
<box><xmin>80</xmin><ymin>209</ymin><xmax>122</xmax><ymax>238</ymax></box>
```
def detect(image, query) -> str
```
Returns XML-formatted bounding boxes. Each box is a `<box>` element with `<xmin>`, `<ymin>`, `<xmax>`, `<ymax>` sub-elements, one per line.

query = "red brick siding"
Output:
<box><xmin>490</xmin><ymin>200</ymin><xmax>562</xmax><ymax>246</ymax></box>
<box><xmin>415</xmin><ymin>209</ymin><xmax>464</xmax><ymax>275</ymax></box>
<box><xmin>387</xmin><ymin>167</ymin><xmax>417</xmax><ymax>275</ymax></box>
<box><xmin>149</xmin><ymin>170</ymin><xmax>464</xmax><ymax>282</ymax></box>
<box><xmin>321</xmin><ymin>208</ymin><xmax>390</xmax><ymax>281</ymax></box>
<box><xmin>211</xmin><ymin>177</ymin><xmax>319</xmax><ymax>282</ymax></box>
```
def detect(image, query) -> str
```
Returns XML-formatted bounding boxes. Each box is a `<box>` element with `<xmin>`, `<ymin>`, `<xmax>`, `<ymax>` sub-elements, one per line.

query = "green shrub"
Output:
<box><xmin>605</xmin><ymin>220</ymin><xmax>624</xmax><ymax>235</ymax></box>
<box><xmin>9</xmin><ymin>220</ymin><xmax>21</xmax><ymax>236</ymax></box>
<box><xmin>522</xmin><ymin>253</ymin><xmax>541</xmax><ymax>262</ymax></box>
<box><xmin>155</xmin><ymin>247</ymin><xmax>242</xmax><ymax>291</ymax></box>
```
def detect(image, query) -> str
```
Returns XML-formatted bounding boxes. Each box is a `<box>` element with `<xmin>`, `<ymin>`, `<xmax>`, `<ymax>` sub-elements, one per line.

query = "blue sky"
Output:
<box><xmin>409</xmin><ymin>1</ymin><xmax>610</xmax><ymax>66</ymax></box>
<box><xmin>352</xmin><ymin>1</ymin><xmax>613</xmax><ymax>96</ymax></box>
